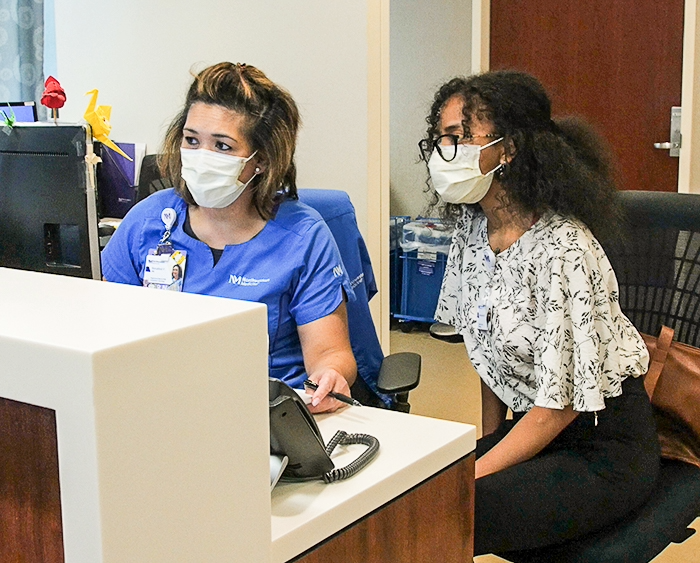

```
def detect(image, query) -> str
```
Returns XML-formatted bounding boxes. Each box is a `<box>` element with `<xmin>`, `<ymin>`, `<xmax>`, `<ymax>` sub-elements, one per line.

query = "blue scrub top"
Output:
<box><xmin>101</xmin><ymin>189</ymin><xmax>354</xmax><ymax>387</ymax></box>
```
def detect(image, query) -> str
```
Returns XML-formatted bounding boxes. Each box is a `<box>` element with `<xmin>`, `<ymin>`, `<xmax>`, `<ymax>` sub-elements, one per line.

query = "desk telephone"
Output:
<box><xmin>269</xmin><ymin>378</ymin><xmax>379</xmax><ymax>484</ymax></box>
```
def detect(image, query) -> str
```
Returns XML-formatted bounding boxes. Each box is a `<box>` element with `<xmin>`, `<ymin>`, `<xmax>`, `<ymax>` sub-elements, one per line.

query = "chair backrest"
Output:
<box><xmin>136</xmin><ymin>154</ymin><xmax>172</xmax><ymax>202</ymax></box>
<box><xmin>297</xmin><ymin>189</ymin><xmax>388</xmax><ymax>405</ymax></box>
<box><xmin>502</xmin><ymin>189</ymin><xmax>700</xmax><ymax>563</ymax></box>
<box><xmin>602</xmin><ymin>191</ymin><xmax>700</xmax><ymax>347</ymax></box>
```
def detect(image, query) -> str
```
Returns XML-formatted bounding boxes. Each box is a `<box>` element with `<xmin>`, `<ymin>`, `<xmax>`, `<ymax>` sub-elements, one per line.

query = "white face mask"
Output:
<box><xmin>428</xmin><ymin>137</ymin><xmax>503</xmax><ymax>204</ymax></box>
<box><xmin>180</xmin><ymin>148</ymin><xmax>258</xmax><ymax>208</ymax></box>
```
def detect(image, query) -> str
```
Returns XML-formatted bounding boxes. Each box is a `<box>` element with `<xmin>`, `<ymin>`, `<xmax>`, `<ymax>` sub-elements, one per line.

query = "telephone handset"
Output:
<box><xmin>269</xmin><ymin>378</ymin><xmax>379</xmax><ymax>483</ymax></box>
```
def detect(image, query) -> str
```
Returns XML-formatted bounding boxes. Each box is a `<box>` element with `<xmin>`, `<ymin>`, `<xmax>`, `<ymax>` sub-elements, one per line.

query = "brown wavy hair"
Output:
<box><xmin>422</xmin><ymin>70</ymin><xmax>623</xmax><ymax>243</ymax></box>
<box><xmin>159</xmin><ymin>62</ymin><xmax>300</xmax><ymax>220</ymax></box>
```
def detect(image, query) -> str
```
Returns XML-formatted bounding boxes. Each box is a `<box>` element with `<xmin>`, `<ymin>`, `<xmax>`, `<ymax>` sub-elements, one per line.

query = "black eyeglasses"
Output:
<box><xmin>418</xmin><ymin>134</ymin><xmax>501</xmax><ymax>162</ymax></box>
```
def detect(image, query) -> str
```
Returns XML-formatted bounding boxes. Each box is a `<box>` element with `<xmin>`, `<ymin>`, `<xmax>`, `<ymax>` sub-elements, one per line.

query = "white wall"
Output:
<box><xmin>53</xmin><ymin>0</ymin><xmax>371</xmax><ymax>231</ymax></box>
<box><xmin>680</xmin><ymin>0</ymin><xmax>700</xmax><ymax>194</ymax></box>
<box><xmin>389</xmin><ymin>0</ymin><xmax>472</xmax><ymax>218</ymax></box>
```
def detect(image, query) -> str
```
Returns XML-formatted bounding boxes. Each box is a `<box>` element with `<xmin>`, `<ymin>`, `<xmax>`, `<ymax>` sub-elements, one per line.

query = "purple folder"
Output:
<box><xmin>97</xmin><ymin>142</ymin><xmax>139</xmax><ymax>219</ymax></box>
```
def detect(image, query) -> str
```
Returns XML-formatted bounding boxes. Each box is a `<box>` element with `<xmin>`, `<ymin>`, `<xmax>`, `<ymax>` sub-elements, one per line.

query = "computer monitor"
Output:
<box><xmin>0</xmin><ymin>124</ymin><xmax>101</xmax><ymax>279</ymax></box>
<box><xmin>0</xmin><ymin>101</ymin><xmax>38</xmax><ymax>123</ymax></box>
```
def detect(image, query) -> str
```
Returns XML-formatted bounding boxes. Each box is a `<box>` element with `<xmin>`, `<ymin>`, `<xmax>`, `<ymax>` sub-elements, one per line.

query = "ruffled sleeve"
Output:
<box><xmin>534</xmin><ymin>242</ymin><xmax>649</xmax><ymax>412</ymax></box>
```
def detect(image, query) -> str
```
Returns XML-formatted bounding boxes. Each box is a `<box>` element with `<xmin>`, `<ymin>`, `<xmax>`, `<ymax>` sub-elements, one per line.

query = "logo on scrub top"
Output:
<box><xmin>229</xmin><ymin>275</ymin><xmax>270</xmax><ymax>287</ymax></box>
<box><xmin>350</xmin><ymin>272</ymin><xmax>364</xmax><ymax>289</ymax></box>
<box><xmin>332</xmin><ymin>265</ymin><xmax>343</xmax><ymax>278</ymax></box>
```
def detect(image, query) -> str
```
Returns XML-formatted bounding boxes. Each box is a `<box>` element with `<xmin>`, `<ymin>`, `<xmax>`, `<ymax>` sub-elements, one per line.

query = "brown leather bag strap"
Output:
<box><xmin>644</xmin><ymin>325</ymin><xmax>675</xmax><ymax>399</ymax></box>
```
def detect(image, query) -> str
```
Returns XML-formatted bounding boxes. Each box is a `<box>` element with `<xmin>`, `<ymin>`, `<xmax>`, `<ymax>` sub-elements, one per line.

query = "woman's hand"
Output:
<box><xmin>476</xmin><ymin>405</ymin><xmax>579</xmax><ymax>479</ymax></box>
<box><xmin>298</xmin><ymin>302</ymin><xmax>357</xmax><ymax>414</ymax></box>
<box><xmin>305</xmin><ymin>368</ymin><xmax>353</xmax><ymax>413</ymax></box>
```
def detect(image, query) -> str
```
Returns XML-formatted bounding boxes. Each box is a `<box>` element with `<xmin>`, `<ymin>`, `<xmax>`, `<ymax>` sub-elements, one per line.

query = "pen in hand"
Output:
<box><xmin>304</xmin><ymin>378</ymin><xmax>362</xmax><ymax>407</ymax></box>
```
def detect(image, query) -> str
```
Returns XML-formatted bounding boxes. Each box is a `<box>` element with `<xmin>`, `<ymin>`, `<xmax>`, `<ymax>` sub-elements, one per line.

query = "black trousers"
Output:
<box><xmin>474</xmin><ymin>375</ymin><xmax>660</xmax><ymax>556</ymax></box>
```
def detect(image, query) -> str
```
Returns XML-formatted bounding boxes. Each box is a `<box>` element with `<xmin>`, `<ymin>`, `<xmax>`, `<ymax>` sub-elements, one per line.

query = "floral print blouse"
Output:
<box><xmin>435</xmin><ymin>207</ymin><xmax>649</xmax><ymax>413</ymax></box>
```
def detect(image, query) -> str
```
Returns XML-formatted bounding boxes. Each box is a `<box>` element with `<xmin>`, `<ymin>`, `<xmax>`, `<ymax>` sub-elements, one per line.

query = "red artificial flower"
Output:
<box><xmin>41</xmin><ymin>76</ymin><xmax>66</xmax><ymax>110</ymax></box>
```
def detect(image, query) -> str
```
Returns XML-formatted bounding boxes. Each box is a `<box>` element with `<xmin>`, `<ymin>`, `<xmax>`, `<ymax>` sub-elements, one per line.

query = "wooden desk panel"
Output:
<box><xmin>0</xmin><ymin>397</ymin><xmax>64</xmax><ymax>563</ymax></box>
<box><xmin>293</xmin><ymin>453</ymin><xmax>475</xmax><ymax>563</ymax></box>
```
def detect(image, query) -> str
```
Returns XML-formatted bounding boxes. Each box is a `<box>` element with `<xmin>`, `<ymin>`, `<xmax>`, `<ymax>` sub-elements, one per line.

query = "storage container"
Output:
<box><xmin>394</xmin><ymin>250</ymin><xmax>448</xmax><ymax>323</ymax></box>
<box><xmin>395</xmin><ymin>219</ymin><xmax>453</xmax><ymax>325</ymax></box>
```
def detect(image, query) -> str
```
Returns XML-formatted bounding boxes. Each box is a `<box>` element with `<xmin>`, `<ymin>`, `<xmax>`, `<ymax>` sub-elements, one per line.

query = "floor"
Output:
<box><xmin>390</xmin><ymin>324</ymin><xmax>700</xmax><ymax>563</ymax></box>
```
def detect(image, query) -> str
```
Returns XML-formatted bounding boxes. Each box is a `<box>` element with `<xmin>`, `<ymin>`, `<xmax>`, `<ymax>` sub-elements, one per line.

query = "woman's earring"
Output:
<box><xmin>496</xmin><ymin>159</ymin><xmax>507</xmax><ymax>180</ymax></box>
<box><xmin>255</xmin><ymin>167</ymin><xmax>261</xmax><ymax>173</ymax></box>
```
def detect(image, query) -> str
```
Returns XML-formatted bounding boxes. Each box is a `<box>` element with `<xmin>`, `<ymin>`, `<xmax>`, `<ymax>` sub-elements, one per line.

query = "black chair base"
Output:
<box><xmin>499</xmin><ymin>459</ymin><xmax>700</xmax><ymax>563</ymax></box>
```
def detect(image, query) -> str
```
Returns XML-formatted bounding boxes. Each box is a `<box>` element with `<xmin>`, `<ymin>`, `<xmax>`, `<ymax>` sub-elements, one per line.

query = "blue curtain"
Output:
<box><xmin>0</xmin><ymin>0</ymin><xmax>44</xmax><ymax>113</ymax></box>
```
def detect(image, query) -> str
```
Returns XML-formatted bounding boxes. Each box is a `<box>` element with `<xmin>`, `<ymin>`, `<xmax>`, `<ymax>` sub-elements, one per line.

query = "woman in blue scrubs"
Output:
<box><xmin>102</xmin><ymin>62</ymin><xmax>356</xmax><ymax>413</ymax></box>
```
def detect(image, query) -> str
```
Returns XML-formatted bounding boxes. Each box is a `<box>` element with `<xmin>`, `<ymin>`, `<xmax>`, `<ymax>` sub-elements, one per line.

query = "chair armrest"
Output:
<box><xmin>377</xmin><ymin>352</ymin><xmax>421</xmax><ymax>394</ymax></box>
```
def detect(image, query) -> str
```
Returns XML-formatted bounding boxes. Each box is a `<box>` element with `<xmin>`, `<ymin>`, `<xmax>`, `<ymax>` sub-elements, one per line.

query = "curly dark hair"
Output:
<box><xmin>159</xmin><ymin>62</ymin><xmax>300</xmax><ymax>220</ymax></box>
<box><xmin>421</xmin><ymin>70</ymin><xmax>623</xmax><ymax>242</ymax></box>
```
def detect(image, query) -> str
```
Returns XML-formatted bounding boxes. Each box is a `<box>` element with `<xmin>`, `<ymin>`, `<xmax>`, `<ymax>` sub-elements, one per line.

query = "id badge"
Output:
<box><xmin>477</xmin><ymin>304</ymin><xmax>489</xmax><ymax>331</ymax></box>
<box><xmin>143</xmin><ymin>249</ymin><xmax>187</xmax><ymax>291</ymax></box>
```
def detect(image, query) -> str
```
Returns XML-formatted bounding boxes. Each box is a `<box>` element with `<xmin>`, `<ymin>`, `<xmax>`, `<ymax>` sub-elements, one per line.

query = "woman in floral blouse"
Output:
<box><xmin>420</xmin><ymin>70</ymin><xmax>659</xmax><ymax>556</ymax></box>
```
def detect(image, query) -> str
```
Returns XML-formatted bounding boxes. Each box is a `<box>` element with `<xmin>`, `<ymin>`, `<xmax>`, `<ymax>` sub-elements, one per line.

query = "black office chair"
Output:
<box><xmin>498</xmin><ymin>191</ymin><xmax>700</xmax><ymax>563</ymax></box>
<box><xmin>136</xmin><ymin>154</ymin><xmax>172</xmax><ymax>202</ymax></box>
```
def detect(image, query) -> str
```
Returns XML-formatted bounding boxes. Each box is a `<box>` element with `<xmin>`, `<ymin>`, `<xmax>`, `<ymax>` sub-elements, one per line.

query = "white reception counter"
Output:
<box><xmin>0</xmin><ymin>267</ymin><xmax>476</xmax><ymax>563</ymax></box>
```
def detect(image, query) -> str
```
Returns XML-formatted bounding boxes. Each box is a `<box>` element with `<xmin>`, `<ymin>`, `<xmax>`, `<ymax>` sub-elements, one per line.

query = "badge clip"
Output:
<box><xmin>157</xmin><ymin>207</ymin><xmax>178</xmax><ymax>253</ymax></box>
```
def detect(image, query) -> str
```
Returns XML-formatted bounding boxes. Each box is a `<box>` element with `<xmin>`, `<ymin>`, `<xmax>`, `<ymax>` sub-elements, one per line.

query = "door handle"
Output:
<box><xmin>655</xmin><ymin>107</ymin><xmax>681</xmax><ymax>157</ymax></box>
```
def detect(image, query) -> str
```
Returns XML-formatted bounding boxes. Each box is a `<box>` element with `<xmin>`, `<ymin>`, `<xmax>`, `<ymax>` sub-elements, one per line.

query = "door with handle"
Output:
<box><xmin>490</xmin><ymin>1</ymin><xmax>684</xmax><ymax>192</ymax></box>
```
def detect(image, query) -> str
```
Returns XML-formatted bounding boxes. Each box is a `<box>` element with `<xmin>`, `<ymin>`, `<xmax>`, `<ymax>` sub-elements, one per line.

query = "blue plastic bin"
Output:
<box><xmin>395</xmin><ymin>249</ymin><xmax>447</xmax><ymax>323</ymax></box>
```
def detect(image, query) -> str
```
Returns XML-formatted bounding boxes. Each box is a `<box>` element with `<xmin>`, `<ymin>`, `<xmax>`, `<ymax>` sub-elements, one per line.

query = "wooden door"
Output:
<box><xmin>0</xmin><ymin>398</ymin><xmax>65</xmax><ymax>563</ymax></box>
<box><xmin>489</xmin><ymin>1</ymin><xmax>684</xmax><ymax>192</ymax></box>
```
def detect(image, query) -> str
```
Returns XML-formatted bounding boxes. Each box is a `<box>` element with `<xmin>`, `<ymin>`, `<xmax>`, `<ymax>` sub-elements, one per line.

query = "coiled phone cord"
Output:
<box><xmin>321</xmin><ymin>430</ymin><xmax>380</xmax><ymax>483</ymax></box>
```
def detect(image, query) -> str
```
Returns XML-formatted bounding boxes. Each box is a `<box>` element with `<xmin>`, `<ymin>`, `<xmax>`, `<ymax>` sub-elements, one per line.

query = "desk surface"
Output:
<box><xmin>271</xmin><ymin>406</ymin><xmax>476</xmax><ymax>563</ymax></box>
<box><xmin>0</xmin><ymin>267</ymin><xmax>264</xmax><ymax>352</ymax></box>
